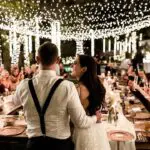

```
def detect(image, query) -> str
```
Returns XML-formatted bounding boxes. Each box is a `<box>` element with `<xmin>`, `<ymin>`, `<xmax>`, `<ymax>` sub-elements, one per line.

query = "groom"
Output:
<box><xmin>13</xmin><ymin>41</ymin><xmax>101</xmax><ymax>150</ymax></box>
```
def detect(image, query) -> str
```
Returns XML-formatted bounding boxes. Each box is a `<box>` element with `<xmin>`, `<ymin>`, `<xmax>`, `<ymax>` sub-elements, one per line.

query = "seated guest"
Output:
<box><xmin>1</xmin><ymin>70</ymin><xmax>12</xmax><ymax>92</ymax></box>
<box><xmin>24</xmin><ymin>66</ymin><xmax>32</xmax><ymax>79</ymax></box>
<box><xmin>30</xmin><ymin>64</ymin><xmax>39</xmax><ymax>77</ymax></box>
<box><xmin>10</xmin><ymin>65</ymin><xmax>24</xmax><ymax>90</ymax></box>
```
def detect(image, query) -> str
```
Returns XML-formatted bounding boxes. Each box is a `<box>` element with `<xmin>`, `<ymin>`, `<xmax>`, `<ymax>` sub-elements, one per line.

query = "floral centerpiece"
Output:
<box><xmin>107</xmin><ymin>91</ymin><xmax>122</xmax><ymax>124</ymax></box>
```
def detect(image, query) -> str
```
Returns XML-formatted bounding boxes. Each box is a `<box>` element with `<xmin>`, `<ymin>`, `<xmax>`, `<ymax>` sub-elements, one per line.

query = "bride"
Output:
<box><xmin>71</xmin><ymin>55</ymin><xmax>110</xmax><ymax>150</ymax></box>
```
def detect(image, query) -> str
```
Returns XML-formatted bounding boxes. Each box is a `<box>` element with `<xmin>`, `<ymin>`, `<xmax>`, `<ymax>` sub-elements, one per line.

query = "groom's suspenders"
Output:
<box><xmin>28</xmin><ymin>79</ymin><xmax>63</xmax><ymax>136</ymax></box>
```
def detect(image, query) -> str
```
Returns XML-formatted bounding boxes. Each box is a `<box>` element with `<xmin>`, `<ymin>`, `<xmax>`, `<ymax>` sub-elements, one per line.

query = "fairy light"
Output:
<box><xmin>0</xmin><ymin>0</ymin><xmax>150</xmax><ymax>62</ymax></box>
<box><xmin>114</xmin><ymin>37</ymin><xmax>117</xmax><ymax>59</ymax></box>
<box><xmin>108</xmin><ymin>39</ymin><xmax>111</xmax><ymax>52</ymax></box>
<box><xmin>56</xmin><ymin>21</ymin><xmax>61</xmax><ymax>56</ymax></box>
<box><xmin>119</xmin><ymin>41</ymin><xmax>122</xmax><ymax>55</ymax></box>
<box><xmin>125</xmin><ymin>34</ymin><xmax>128</xmax><ymax>52</ymax></box>
<box><xmin>131</xmin><ymin>31</ymin><xmax>137</xmax><ymax>56</ymax></box>
<box><xmin>143</xmin><ymin>51</ymin><xmax>150</xmax><ymax>63</ymax></box>
<box><xmin>9</xmin><ymin>31</ymin><xmax>13</xmax><ymax>57</ymax></box>
<box><xmin>62</xmin><ymin>56</ymin><xmax>75</xmax><ymax>65</ymax></box>
<box><xmin>121</xmin><ymin>42</ymin><xmax>125</xmax><ymax>59</ymax></box>
<box><xmin>51</xmin><ymin>20</ymin><xmax>61</xmax><ymax>56</ymax></box>
<box><xmin>29</xmin><ymin>35</ymin><xmax>32</xmax><ymax>53</ymax></box>
<box><xmin>90</xmin><ymin>29</ymin><xmax>94</xmax><ymax>56</ymax></box>
<box><xmin>128</xmin><ymin>37</ymin><xmax>131</xmax><ymax>53</ymax></box>
<box><xmin>12</xmin><ymin>22</ymin><xmax>17</xmax><ymax>64</ymax></box>
<box><xmin>103</xmin><ymin>38</ymin><xmax>105</xmax><ymax>53</ymax></box>
<box><xmin>51</xmin><ymin>21</ymin><xmax>57</xmax><ymax>45</ymax></box>
<box><xmin>116</xmin><ymin>40</ymin><xmax>119</xmax><ymax>53</ymax></box>
<box><xmin>0</xmin><ymin>0</ymin><xmax>150</xmax><ymax>40</ymax></box>
<box><xmin>139</xmin><ymin>33</ymin><xmax>143</xmax><ymax>41</ymax></box>
<box><xmin>24</xmin><ymin>35</ymin><xmax>30</xmax><ymax>65</ymax></box>
<box><xmin>35</xmin><ymin>17</ymin><xmax>40</xmax><ymax>56</ymax></box>
<box><xmin>139</xmin><ymin>33</ymin><xmax>143</xmax><ymax>46</ymax></box>
<box><xmin>76</xmin><ymin>39</ymin><xmax>84</xmax><ymax>55</ymax></box>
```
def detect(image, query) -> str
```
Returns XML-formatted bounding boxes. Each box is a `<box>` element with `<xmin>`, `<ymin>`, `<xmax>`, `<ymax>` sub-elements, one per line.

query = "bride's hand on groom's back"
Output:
<box><xmin>96</xmin><ymin>110</ymin><xmax>102</xmax><ymax>123</ymax></box>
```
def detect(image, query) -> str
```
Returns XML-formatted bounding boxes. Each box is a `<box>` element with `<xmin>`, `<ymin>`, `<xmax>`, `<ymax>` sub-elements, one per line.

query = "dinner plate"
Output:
<box><xmin>0</xmin><ymin>126</ymin><xmax>25</xmax><ymax>136</ymax></box>
<box><xmin>107</xmin><ymin>130</ymin><xmax>134</xmax><ymax>141</ymax></box>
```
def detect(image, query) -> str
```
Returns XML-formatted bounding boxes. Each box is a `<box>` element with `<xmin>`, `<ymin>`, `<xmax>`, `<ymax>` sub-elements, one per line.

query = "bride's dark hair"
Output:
<box><xmin>78</xmin><ymin>55</ymin><xmax>106</xmax><ymax>116</ymax></box>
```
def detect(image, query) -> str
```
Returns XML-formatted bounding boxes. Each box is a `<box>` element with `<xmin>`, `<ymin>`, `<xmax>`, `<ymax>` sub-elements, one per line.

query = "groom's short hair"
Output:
<box><xmin>38</xmin><ymin>41</ymin><xmax>58</xmax><ymax>65</ymax></box>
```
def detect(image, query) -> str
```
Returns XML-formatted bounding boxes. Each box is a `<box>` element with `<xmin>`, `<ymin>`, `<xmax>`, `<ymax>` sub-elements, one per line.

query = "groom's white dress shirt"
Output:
<box><xmin>13</xmin><ymin>70</ymin><xmax>97</xmax><ymax>139</ymax></box>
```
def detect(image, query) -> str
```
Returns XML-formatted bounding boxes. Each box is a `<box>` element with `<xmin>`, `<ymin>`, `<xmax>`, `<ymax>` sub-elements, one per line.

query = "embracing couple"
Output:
<box><xmin>13</xmin><ymin>42</ymin><xmax>110</xmax><ymax>150</ymax></box>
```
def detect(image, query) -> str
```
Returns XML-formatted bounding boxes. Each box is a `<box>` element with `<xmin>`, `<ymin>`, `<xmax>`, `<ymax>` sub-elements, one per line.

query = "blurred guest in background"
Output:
<box><xmin>94</xmin><ymin>54</ymin><xmax>101</xmax><ymax>75</ymax></box>
<box><xmin>120</xmin><ymin>52</ymin><xmax>131</xmax><ymax>72</ymax></box>
<box><xmin>24</xmin><ymin>66</ymin><xmax>32</xmax><ymax>79</ymax></box>
<box><xmin>1</xmin><ymin>70</ymin><xmax>12</xmax><ymax>91</ymax></box>
<box><xmin>10</xmin><ymin>65</ymin><xmax>24</xmax><ymax>91</ymax></box>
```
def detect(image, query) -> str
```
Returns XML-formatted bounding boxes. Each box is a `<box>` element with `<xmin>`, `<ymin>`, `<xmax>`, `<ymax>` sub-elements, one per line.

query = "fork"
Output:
<box><xmin>137</xmin><ymin>132</ymin><xmax>148</xmax><ymax>142</ymax></box>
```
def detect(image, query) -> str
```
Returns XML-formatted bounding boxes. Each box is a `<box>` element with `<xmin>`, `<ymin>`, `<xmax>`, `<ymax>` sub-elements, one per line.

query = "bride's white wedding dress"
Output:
<box><xmin>73</xmin><ymin>122</ymin><xmax>111</xmax><ymax>150</ymax></box>
<box><xmin>74</xmin><ymin>83</ymin><xmax>111</xmax><ymax>150</ymax></box>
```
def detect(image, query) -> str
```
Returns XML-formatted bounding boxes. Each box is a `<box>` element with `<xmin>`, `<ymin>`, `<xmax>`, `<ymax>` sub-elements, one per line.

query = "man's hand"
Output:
<box><xmin>96</xmin><ymin>110</ymin><xmax>102</xmax><ymax>123</ymax></box>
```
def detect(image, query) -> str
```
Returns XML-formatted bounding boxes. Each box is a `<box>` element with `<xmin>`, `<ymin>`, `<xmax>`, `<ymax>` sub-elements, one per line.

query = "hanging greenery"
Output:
<box><xmin>0</xmin><ymin>30</ymin><xmax>11</xmax><ymax>71</ymax></box>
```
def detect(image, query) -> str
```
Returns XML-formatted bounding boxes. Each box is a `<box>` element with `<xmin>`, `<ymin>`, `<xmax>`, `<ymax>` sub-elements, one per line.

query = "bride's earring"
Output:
<box><xmin>82</xmin><ymin>67</ymin><xmax>87</xmax><ymax>73</ymax></box>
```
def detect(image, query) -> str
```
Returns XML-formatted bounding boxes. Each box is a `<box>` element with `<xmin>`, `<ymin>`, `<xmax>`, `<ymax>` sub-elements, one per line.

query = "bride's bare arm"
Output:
<box><xmin>76</xmin><ymin>84</ymin><xmax>89</xmax><ymax>109</ymax></box>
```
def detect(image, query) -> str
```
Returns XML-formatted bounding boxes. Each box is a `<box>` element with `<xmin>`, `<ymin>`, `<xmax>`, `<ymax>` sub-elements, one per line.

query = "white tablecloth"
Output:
<box><xmin>103</xmin><ymin>113</ymin><xmax>136</xmax><ymax>150</ymax></box>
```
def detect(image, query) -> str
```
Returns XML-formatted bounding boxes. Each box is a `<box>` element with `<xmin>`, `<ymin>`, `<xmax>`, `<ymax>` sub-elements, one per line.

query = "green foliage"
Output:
<box><xmin>18</xmin><ymin>44</ymin><xmax>24</xmax><ymax>70</ymax></box>
<box><xmin>0</xmin><ymin>30</ymin><xmax>11</xmax><ymax>71</ymax></box>
<box><xmin>144</xmin><ymin>42</ymin><xmax>150</xmax><ymax>52</ymax></box>
<box><xmin>29</xmin><ymin>51</ymin><xmax>36</xmax><ymax>65</ymax></box>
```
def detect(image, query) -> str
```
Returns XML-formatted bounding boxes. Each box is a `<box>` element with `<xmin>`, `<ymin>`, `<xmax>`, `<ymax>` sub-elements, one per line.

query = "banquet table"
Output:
<box><xmin>0</xmin><ymin>113</ymin><xmax>148</xmax><ymax>150</ymax></box>
<box><xmin>0</xmin><ymin>94</ymin><xmax>149</xmax><ymax>150</ymax></box>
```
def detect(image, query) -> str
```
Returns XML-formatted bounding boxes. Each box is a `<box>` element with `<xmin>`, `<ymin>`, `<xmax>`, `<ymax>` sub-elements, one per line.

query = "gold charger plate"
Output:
<box><xmin>134</xmin><ymin>121</ymin><xmax>150</xmax><ymax>131</ymax></box>
<box><xmin>130</xmin><ymin>104</ymin><xmax>145</xmax><ymax>109</ymax></box>
<box><xmin>107</xmin><ymin>130</ymin><xmax>134</xmax><ymax>142</ymax></box>
<box><xmin>134</xmin><ymin>112</ymin><xmax>150</xmax><ymax>119</ymax></box>
<box><xmin>142</xmin><ymin>132</ymin><xmax>150</xmax><ymax>137</ymax></box>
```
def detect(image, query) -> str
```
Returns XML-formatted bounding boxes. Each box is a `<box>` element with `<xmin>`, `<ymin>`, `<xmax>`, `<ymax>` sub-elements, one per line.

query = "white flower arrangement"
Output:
<box><xmin>107</xmin><ymin>91</ymin><xmax>122</xmax><ymax>124</ymax></box>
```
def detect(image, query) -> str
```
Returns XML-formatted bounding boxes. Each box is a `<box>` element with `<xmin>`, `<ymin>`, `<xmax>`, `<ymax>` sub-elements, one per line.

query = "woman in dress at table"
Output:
<box><xmin>71</xmin><ymin>55</ymin><xmax>110</xmax><ymax>150</ymax></box>
<box><xmin>10</xmin><ymin>65</ymin><xmax>24</xmax><ymax>90</ymax></box>
<box><xmin>1</xmin><ymin>70</ymin><xmax>12</xmax><ymax>92</ymax></box>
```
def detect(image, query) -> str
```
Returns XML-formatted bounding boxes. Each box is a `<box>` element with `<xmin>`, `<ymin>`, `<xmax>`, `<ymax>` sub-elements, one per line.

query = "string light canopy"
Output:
<box><xmin>0</xmin><ymin>0</ymin><xmax>150</xmax><ymax>40</ymax></box>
